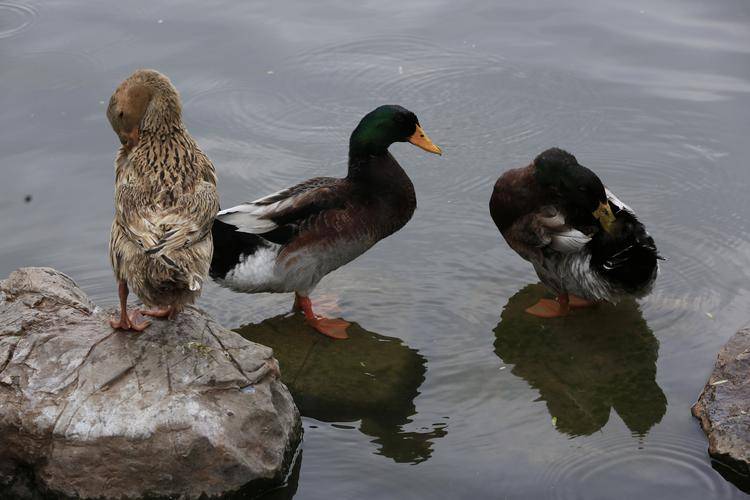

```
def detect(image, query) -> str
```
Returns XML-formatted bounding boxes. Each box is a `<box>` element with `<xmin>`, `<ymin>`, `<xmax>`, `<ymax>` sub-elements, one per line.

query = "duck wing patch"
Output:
<box><xmin>216</xmin><ymin>177</ymin><xmax>349</xmax><ymax>245</ymax></box>
<box><xmin>537</xmin><ymin>207</ymin><xmax>592</xmax><ymax>253</ymax></box>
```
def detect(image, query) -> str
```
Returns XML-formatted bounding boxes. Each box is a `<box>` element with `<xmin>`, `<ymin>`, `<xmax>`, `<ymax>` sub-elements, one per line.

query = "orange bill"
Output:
<box><xmin>408</xmin><ymin>125</ymin><xmax>442</xmax><ymax>155</ymax></box>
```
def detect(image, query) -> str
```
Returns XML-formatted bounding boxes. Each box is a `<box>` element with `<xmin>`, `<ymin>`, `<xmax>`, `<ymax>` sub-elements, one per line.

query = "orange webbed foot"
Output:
<box><xmin>141</xmin><ymin>306</ymin><xmax>174</xmax><ymax>319</ymax></box>
<box><xmin>294</xmin><ymin>293</ymin><xmax>350</xmax><ymax>339</ymax></box>
<box><xmin>525</xmin><ymin>298</ymin><xmax>570</xmax><ymax>318</ymax></box>
<box><xmin>110</xmin><ymin>309</ymin><xmax>151</xmax><ymax>331</ymax></box>
<box><xmin>110</xmin><ymin>315</ymin><xmax>131</xmax><ymax>330</ymax></box>
<box><xmin>568</xmin><ymin>295</ymin><xmax>597</xmax><ymax>308</ymax></box>
<box><xmin>307</xmin><ymin>317</ymin><xmax>351</xmax><ymax>340</ymax></box>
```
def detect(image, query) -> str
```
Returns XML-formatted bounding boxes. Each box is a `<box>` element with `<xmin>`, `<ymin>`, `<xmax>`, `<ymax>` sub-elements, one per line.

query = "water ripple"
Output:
<box><xmin>0</xmin><ymin>1</ymin><xmax>37</xmax><ymax>39</ymax></box>
<box><xmin>539</xmin><ymin>432</ymin><xmax>737</xmax><ymax>499</ymax></box>
<box><xmin>187</xmin><ymin>35</ymin><xmax>606</xmax><ymax>158</ymax></box>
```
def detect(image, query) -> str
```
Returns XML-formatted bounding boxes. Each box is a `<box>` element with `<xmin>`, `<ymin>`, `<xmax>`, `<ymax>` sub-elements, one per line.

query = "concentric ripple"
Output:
<box><xmin>539</xmin><ymin>432</ymin><xmax>737</xmax><ymax>499</ymax></box>
<box><xmin>186</xmin><ymin>34</ymin><xmax>606</xmax><ymax>158</ymax></box>
<box><xmin>0</xmin><ymin>1</ymin><xmax>37</xmax><ymax>39</ymax></box>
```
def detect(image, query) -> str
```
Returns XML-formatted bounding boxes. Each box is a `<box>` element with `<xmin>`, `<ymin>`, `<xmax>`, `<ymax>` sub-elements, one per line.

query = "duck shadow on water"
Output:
<box><xmin>493</xmin><ymin>284</ymin><xmax>667</xmax><ymax>437</ymax></box>
<box><xmin>236</xmin><ymin>314</ymin><xmax>447</xmax><ymax>465</ymax></box>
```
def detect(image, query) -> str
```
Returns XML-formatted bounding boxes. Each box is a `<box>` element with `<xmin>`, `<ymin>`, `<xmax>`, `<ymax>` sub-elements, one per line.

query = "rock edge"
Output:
<box><xmin>692</xmin><ymin>327</ymin><xmax>750</xmax><ymax>480</ymax></box>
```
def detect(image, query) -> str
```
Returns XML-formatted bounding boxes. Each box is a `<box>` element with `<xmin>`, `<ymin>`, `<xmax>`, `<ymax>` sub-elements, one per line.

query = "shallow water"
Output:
<box><xmin>2</xmin><ymin>0</ymin><xmax>750</xmax><ymax>498</ymax></box>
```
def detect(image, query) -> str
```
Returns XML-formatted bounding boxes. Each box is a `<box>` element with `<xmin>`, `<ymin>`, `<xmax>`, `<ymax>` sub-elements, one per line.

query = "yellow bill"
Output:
<box><xmin>592</xmin><ymin>201</ymin><xmax>616</xmax><ymax>234</ymax></box>
<box><xmin>408</xmin><ymin>125</ymin><xmax>442</xmax><ymax>155</ymax></box>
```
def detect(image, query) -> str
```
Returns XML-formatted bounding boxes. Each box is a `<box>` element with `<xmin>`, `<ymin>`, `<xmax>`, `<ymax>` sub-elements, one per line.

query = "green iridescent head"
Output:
<box><xmin>349</xmin><ymin>104</ymin><xmax>442</xmax><ymax>157</ymax></box>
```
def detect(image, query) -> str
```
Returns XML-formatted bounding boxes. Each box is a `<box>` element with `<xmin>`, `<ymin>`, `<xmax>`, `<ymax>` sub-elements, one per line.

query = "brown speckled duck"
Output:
<box><xmin>490</xmin><ymin>148</ymin><xmax>659</xmax><ymax>318</ymax></box>
<box><xmin>211</xmin><ymin>105</ymin><xmax>441</xmax><ymax>339</ymax></box>
<box><xmin>107</xmin><ymin>69</ymin><xmax>219</xmax><ymax>331</ymax></box>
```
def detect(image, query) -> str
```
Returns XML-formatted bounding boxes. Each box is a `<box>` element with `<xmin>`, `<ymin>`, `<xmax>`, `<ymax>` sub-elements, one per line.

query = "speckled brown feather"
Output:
<box><xmin>108</xmin><ymin>70</ymin><xmax>219</xmax><ymax>309</ymax></box>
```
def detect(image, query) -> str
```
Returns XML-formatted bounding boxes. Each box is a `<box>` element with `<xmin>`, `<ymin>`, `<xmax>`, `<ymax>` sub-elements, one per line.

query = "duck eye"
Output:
<box><xmin>119</xmin><ymin>111</ymin><xmax>124</xmax><ymax>119</ymax></box>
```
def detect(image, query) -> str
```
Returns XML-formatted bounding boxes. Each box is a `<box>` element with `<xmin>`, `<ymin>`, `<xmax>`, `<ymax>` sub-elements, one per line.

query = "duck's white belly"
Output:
<box><xmin>218</xmin><ymin>236</ymin><xmax>375</xmax><ymax>296</ymax></box>
<box><xmin>532</xmin><ymin>251</ymin><xmax>614</xmax><ymax>302</ymax></box>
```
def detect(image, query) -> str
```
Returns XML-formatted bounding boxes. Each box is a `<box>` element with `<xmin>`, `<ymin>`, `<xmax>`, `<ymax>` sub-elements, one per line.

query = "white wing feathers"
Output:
<box><xmin>216</xmin><ymin>189</ymin><xmax>294</xmax><ymax>234</ymax></box>
<box><xmin>548</xmin><ymin>229</ymin><xmax>592</xmax><ymax>253</ymax></box>
<box><xmin>538</xmin><ymin>210</ymin><xmax>592</xmax><ymax>254</ymax></box>
<box><xmin>216</xmin><ymin>204</ymin><xmax>278</xmax><ymax>234</ymax></box>
<box><xmin>605</xmin><ymin>187</ymin><xmax>633</xmax><ymax>214</ymax></box>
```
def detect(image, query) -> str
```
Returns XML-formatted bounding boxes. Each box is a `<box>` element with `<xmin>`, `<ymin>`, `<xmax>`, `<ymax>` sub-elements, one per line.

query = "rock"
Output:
<box><xmin>692</xmin><ymin>327</ymin><xmax>750</xmax><ymax>484</ymax></box>
<box><xmin>0</xmin><ymin>267</ymin><xmax>301</xmax><ymax>499</ymax></box>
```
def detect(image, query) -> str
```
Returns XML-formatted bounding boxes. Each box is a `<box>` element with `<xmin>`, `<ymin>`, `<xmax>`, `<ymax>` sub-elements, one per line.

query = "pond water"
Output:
<box><xmin>2</xmin><ymin>0</ymin><xmax>750</xmax><ymax>498</ymax></box>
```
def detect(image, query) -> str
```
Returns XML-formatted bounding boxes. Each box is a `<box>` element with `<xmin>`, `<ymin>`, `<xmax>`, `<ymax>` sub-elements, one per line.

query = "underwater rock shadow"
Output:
<box><xmin>236</xmin><ymin>314</ymin><xmax>446</xmax><ymax>465</ymax></box>
<box><xmin>493</xmin><ymin>284</ymin><xmax>667</xmax><ymax>437</ymax></box>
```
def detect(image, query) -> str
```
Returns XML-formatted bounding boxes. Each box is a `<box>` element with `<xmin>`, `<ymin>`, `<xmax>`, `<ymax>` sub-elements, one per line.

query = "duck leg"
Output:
<box><xmin>294</xmin><ymin>292</ymin><xmax>350</xmax><ymax>340</ymax></box>
<box><xmin>110</xmin><ymin>281</ymin><xmax>151</xmax><ymax>331</ymax></box>
<box><xmin>525</xmin><ymin>293</ymin><xmax>571</xmax><ymax>318</ymax></box>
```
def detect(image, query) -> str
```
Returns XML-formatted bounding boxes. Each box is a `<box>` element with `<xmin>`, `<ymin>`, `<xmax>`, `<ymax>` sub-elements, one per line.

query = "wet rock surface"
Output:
<box><xmin>0</xmin><ymin>267</ymin><xmax>301</xmax><ymax>499</ymax></box>
<box><xmin>693</xmin><ymin>327</ymin><xmax>750</xmax><ymax>488</ymax></box>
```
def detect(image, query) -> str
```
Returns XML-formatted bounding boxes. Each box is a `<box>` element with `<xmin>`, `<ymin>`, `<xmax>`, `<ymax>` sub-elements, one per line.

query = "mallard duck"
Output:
<box><xmin>211</xmin><ymin>105</ymin><xmax>442</xmax><ymax>339</ymax></box>
<box><xmin>107</xmin><ymin>69</ymin><xmax>219</xmax><ymax>331</ymax></box>
<box><xmin>489</xmin><ymin>148</ymin><xmax>659</xmax><ymax>318</ymax></box>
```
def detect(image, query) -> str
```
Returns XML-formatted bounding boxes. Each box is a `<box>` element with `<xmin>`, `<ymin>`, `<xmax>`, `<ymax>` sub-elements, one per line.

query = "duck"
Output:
<box><xmin>107</xmin><ymin>69</ymin><xmax>219</xmax><ymax>331</ymax></box>
<box><xmin>210</xmin><ymin>104</ymin><xmax>442</xmax><ymax>339</ymax></box>
<box><xmin>489</xmin><ymin>148</ymin><xmax>659</xmax><ymax>318</ymax></box>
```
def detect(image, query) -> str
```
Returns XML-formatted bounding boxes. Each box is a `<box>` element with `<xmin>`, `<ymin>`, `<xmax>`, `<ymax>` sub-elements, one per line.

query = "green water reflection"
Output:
<box><xmin>236</xmin><ymin>314</ymin><xmax>446</xmax><ymax>464</ymax></box>
<box><xmin>493</xmin><ymin>284</ymin><xmax>666</xmax><ymax>437</ymax></box>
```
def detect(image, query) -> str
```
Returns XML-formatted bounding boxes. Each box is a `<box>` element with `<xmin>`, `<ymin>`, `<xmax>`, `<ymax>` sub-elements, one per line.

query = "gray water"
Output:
<box><xmin>1</xmin><ymin>0</ymin><xmax>750</xmax><ymax>498</ymax></box>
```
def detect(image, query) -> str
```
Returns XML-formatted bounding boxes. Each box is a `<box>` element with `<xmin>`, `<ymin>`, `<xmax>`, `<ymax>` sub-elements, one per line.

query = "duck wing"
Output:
<box><xmin>536</xmin><ymin>207</ymin><xmax>593</xmax><ymax>254</ymax></box>
<box><xmin>216</xmin><ymin>177</ymin><xmax>350</xmax><ymax>245</ymax></box>
<box><xmin>115</xmin><ymin>150</ymin><xmax>219</xmax><ymax>289</ymax></box>
<box><xmin>501</xmin><ymin>206</ymin><xmax>592</xmax><ymax>263</ymax></box>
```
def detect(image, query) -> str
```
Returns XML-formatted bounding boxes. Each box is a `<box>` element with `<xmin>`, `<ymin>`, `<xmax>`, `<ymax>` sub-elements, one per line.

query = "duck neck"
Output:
<box><xmin>347</xmin><ymin>149</ymin><xmax>384</xmax><ymax>181</ymax></box>
<box><xmin>141</xmin><ymin>94</ymin><xmax>183</xmax><ymax>136</ymax></box>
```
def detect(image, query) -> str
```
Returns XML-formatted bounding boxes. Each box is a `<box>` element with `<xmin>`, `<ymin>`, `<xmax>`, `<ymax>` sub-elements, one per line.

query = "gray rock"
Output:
<box><xmin>692</xmin><ymin>327</ymin><xmax>750</xmax><ymax>479</ymax></box>
<box><xmin>0</xmin><ymin>267</ymin><xmax>301</xmax><ymax>499</ymax></box>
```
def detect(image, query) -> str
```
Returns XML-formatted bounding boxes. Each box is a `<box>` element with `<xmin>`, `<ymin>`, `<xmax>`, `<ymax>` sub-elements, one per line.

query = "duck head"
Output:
<box><xmin>107</xmin><ymin>69</ymin><xmax>182</xmax><ymax>151</ymax></box>
<box><xmin>349</xmin><ymin>105</ymin><xmax>442</xmax><ymax>158</ymax></box>
<box><xmin>533</xmin><ymin>148</ymin><xmax>616</xmax><ymax>233</ymax></box>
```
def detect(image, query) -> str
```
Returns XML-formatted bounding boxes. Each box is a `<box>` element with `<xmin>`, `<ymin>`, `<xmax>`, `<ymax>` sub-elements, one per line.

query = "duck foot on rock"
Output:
<box><xmin>110</xmin><ymin>280</ymin><xmax>151</xmax><ymax>331</ymax></box>
<box><xmin>110</xmin><ymin>309</ymin><xmax>151</xmax><ymax>331</ymax></box>
<box><xmin>141</xmin><ymin>306</ymin><xmax>178</xmax><ymax>320</ymax></box>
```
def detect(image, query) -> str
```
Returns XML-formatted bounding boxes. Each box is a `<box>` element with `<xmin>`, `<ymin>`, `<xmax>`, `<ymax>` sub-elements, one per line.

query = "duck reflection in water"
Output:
<box><xmin>236</xmin><ymin>315</ymin><xmax>446</xmax><ymax>464</ymax></box>
<box><xmin>493</xmin><ymin>284</ymin><xmax>666</xmax><ymax>437</ymax></box>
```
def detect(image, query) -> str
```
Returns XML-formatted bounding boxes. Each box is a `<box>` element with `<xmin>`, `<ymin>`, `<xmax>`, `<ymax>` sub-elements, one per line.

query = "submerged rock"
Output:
<box><xmin>0</xmin><ymin>267</ymin><xmax>301</xmax><ymax>499</ymax></box>
<box><xmin>693</xmin><ymin>327</ymin><xmax>750</xmax><ymax>487</ymax></box>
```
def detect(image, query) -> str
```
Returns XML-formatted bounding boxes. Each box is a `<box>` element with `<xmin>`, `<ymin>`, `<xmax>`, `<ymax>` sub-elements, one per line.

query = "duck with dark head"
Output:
<box><xmin>211</xmin><ymin>105</ymin><xmax>442</xmax><ymax>339</ymax></box>
<box><xmin>489</xmin><ymin>148</ymin><xmax>660</xmax><ymax>318</ymax></box>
